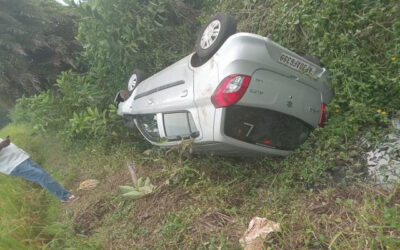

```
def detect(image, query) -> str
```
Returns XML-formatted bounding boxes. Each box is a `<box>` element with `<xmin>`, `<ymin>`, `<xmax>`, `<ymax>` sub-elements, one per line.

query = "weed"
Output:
<box><xmin>3</xmin><ymin>0</ymin><xmax>400</xmax><ymax>248</ymax></box>
<box><xmin>0</xmin><ymin>125</ymin><xmax>61</xmax><ymax>249</ymax></box>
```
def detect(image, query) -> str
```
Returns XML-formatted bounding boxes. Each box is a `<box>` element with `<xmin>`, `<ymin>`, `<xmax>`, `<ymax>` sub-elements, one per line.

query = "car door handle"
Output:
<box><xmin>147</xmin><ymin>99</ymin><xmax>153</xmax><ymax>105</ymax></box>
<box><xmin>180</xmin><ymin>89</ymin><xmax>188</xmax><ymax>97</ymax></box>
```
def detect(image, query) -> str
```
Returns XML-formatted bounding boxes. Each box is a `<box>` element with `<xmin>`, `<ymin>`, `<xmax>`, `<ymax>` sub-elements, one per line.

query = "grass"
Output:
<box><xmin>1</xmin><ymin>123</ymin><xmax>400</xmax><ymax>249</ymax></box>
<box><xmin>0</xmin><ymin>176</ymin><xmax>39</xmax><ymax>250</ymax></box>
<box><xmin>2</xmin><ymin>0</ymin><xmax>400</xmax><ymax>248</ymax></box>
<box><xmin>0</xmin><ymin>124</ymin><xmax>81</xmax><ymax>249</ymax></box>
<box><xmin>0</xmin><ymin>125</ymin><xmax>58</xmax><ymax>249</ymax></box>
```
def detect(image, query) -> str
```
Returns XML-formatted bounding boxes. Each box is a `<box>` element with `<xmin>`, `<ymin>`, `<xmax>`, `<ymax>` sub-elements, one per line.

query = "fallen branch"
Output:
<box><xmin>127</xmin><ymin>162</ymin><xmax>138</xmax><ymax>186</ymax></box>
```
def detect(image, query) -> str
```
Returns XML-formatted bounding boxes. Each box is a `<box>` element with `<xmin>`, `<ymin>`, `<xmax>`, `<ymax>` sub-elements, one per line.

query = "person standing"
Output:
<box><xmin>0</xmin><ymin>136</ymin><xmax>78</xmax><ymax>203</ymax></box>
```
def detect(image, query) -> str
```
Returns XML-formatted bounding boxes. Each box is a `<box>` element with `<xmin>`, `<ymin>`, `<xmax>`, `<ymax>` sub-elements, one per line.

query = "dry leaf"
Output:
<box><xmin>142</xmin><ymin>149</ymin><xmax>152</xmax><ymax>155</ymax></box>
<box><xmin>239</xmin><ymin>217</ymin><xmax>281</xmax><ymax>250</ymax></box>
<box><xmin>127</xmin><ymin>162</ymin><xmax>138</xmax><ymax>186</ymax></box>
<box><xmin>78</xmin><ymin>179</ymin><xmax>100</xmax><ymax>191</ymax></box>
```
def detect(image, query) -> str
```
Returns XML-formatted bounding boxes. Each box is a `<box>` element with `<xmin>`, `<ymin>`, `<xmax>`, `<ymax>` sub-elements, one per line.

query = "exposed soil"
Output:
<box><xmin>70</xmin><ymin>171</ymin><xmax>130</xmax><ymax>236</ymax></box>
<box><xmin>130</xmin><ymin>188</ymin><xmax>193</xmax><ymax>248</ymax></box>
<box><xmin>194</xmin><ymin>211</ymin><xmax>243</xmax><ymax>241</ymax></box>
<box><xmin>73</xmin><ymin>198</ymin><xmax>113</xmax><ymax>235</ymax></box>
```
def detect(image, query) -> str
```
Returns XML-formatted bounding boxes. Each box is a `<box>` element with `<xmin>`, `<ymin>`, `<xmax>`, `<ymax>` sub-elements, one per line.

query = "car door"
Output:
<box><xmin>131</xmin><ymin>55</ymin><xmax>195</xmax><ymax>114</ymax></box>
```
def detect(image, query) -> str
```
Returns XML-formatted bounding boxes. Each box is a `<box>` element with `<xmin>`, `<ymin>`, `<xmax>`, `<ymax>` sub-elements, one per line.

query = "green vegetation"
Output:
<box><xmin>2</xmin><ymin>130</ymin><xmax>400</xmax><ymax>249</ymax></box>
<box><xmin>13</xmin><ymin>0</ymin><xmax>198</xmax><ymax>143</ymax></box>
<box><xmin>0</xmin><ymin>177</ymin><xmax>38</xmax><ymax>250</ymax></box>
<box><xmin>0</xmin><ymin>0</ymin><xmax>79</xmax><ymax>109</ymax></box>
<box><xmin>0</xmin><ymin>106</ymin><xmax>10</xmax><ymax>129</ymax></box>
<box><xmin>1</xmin><ymin>0</ymin><xmax>399</xmax><ymax>249</ymax></box>
<box><xmin>0</xmin><ymin>125</ymin><xmax>61</xmax><ymax>249</ymax></box>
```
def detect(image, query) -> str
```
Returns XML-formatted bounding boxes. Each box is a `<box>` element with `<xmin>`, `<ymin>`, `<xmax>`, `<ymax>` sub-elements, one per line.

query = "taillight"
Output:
<box><xmin>211</xmin><ymin>74</ymin><xmax>251</xmax><ymax>108</ymax></box>
<box><xmin>318</xmin><ymin>102</ymin><xmax>327</xmax><ymax>127</ymax></box>
<box><xmin>262</xmin><ymin>139</ymin><xmax>271</xmax><ymax>145</ymax></box>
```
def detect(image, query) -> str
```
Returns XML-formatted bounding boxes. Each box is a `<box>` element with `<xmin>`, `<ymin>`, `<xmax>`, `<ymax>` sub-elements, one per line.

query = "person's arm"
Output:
<box><xmin>0</xmin><ymin>137</ymin><xmax>10</xmax><ymax>151</ymax></box>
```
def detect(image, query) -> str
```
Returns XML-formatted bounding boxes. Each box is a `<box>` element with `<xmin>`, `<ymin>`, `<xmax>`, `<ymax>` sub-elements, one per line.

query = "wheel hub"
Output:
<box><xmin>200</xmin><ymin>20</ymin><xmax>221</xmax><ymax>49</ymax></box>
<box><xmin>128</xmin><ymin>74</ymin><xmax>137</xmax><ymax>91</ymax></box>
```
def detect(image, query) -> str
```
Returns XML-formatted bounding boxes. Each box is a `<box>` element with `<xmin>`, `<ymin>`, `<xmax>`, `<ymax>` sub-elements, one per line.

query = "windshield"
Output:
<box><xmin>224</xmin><ymin>106</ymin><xmax>312</xmax><ymax>150</ymax></box>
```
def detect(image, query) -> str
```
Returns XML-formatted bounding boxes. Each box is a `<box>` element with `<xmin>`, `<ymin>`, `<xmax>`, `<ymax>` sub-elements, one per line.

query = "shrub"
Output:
<box><xmin>12</xmin><ymin>0</ymin><xmax>199</xmax><ymax>143</ymax></box>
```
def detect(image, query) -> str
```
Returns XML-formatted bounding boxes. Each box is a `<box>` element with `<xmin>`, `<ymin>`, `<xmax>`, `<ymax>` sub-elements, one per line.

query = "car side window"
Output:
<box><xmin>135</xmin><ymin>114</ymin><xmax>160</xmax><ymax>142</ymax></box>
<box><xmin>163</xmin><ymin>112</ymin><xmax>199</xmax><ymax>140</ymax></box>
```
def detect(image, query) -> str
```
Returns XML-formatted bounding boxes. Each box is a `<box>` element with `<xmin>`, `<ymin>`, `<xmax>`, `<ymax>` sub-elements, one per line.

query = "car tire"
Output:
<box><xmin>127</xmin><ymin>69</ymin><xmax>147</xmax><ymax>92</ymax></box>
<box><xmin>302</xmin><ymin>54</ymin><xmax>323</xmax><ymax>67</ymax></box>
<box><xmin>195</xmin><ymin>13</ymin><xmax>237</xmax><ymax>59</ymax></box>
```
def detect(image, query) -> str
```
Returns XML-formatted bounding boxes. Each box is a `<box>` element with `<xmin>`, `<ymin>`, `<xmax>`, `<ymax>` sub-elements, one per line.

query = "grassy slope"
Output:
<box><xmin>52</xmin><ymin>148</ymin><xmax>400</xmax><ymax>249</ymax></box>
<box><xmin>0</xmin><ymin>125</ymin><xmax>63</xmax><ymax>249</ymax></box>
<box><xmin>2</xmin><ymin>0</ymin><xmax>400</xmax><ymax>249</ymax></box>
<box><xmin>0</xmin><ymin>175</ymin><xmax>39</xmax><ymax>250</ymax></box>
<box><xmin>1</xmin><ymin>124</ymin><xmax>399</xmax><ymax>249</ymax></box>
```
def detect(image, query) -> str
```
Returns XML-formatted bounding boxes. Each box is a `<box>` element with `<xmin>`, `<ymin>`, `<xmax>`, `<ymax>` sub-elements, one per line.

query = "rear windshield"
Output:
<box><xmin>224</xmin><ymin>106</ymin><xmax>312</xmax><ymax>150</ymax></box>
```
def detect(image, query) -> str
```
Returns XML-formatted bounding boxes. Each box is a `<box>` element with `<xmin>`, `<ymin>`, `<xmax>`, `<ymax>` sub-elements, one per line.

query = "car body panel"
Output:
<box><xmin>214</xmin><ymin>33</ymin><xmax>332</xmax><ymax>102</ymax></box>
<box><xmin>238</xmin><ymin>69</ymin><xmax>322</xmax><ymax>127</ymax></box>
<box><xmin>192</xmin><ymin>56</ymin><xmax>220</xmax><ymax>142</ymax></box>
<box><xmin>192</xmin><ymin>141</ymin><xmax>282</xmax><ymax>157</ymax></box>
<box><xmin>116</xmin><ymin>32</ymin><xmax>333</xmax><ymax>156</ymax></box>
<box><xmin>117</xmin><ymin>55</ymin><xmax>194</xmax><ymax>116</ymax></box>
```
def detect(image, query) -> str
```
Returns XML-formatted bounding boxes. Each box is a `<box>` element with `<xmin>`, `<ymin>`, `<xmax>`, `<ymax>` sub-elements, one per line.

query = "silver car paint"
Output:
<box><xmin>117</xmin><ymin>32</ymin><xmax>333</xmax><ymax>156</ymax></box>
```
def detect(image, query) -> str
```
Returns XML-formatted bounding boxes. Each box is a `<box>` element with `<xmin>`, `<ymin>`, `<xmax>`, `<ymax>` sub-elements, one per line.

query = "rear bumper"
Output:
<box><xmin>192</xmin><ymin>141</ymin><xmax>290</xmax><ymax>157</ymax></box>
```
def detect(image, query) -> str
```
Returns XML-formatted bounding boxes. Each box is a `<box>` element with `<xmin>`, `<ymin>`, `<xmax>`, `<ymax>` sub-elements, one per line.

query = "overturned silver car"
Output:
<box><xmin>115</xmin><ymin>13</ymin><xmax>333</xmax><ymax>156</ymax></box>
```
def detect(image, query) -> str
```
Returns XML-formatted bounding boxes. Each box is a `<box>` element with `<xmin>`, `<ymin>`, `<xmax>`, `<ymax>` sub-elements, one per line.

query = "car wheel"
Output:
<box><xmin>303</xmin><ymin>54</ymin><xmax>323</xmax><ymax>67</ymax></box>
<box><xmin>195</xmin><ymin>13</ymin><xmax>237</xmax><ymax>59</ymax></box>
<box><xmin>127</xmin><ymin>69</ymin><xmax>147</xmax><ymax>92</ymax></box>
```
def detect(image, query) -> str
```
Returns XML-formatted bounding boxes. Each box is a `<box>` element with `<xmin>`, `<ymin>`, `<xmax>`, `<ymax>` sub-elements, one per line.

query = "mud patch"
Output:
<box><xmin>195</xmin><ymin>211</ymin><xmax>234</xmax><ymax>230</ymax></box>
<box><xmin>118</xmin><ymin>188</ymin><xmax>193</xmax><ymax>248</ymax></box>
<box><xmin>74</xmin><ymin>198</ymin><xmax>114</xmax><ymax>235</ymax></box>
<box><xmin>134</xmin><ymin>189</ymin><xmax>192</xmax><ymax>224</ymax></box>
<box><xmin>194</xmin><ymin>211</ymin><xmax>243</xmax><ymax>241</ymax></box>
